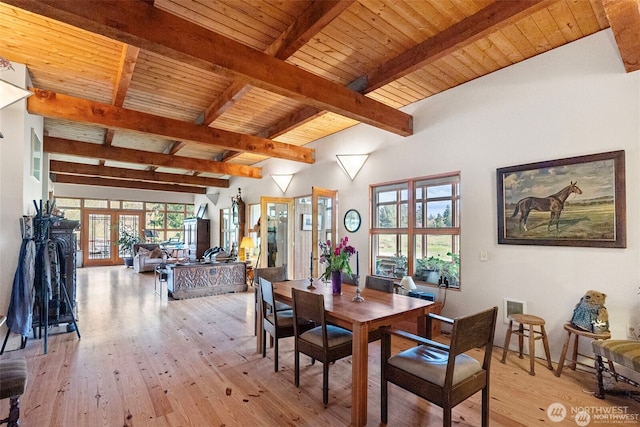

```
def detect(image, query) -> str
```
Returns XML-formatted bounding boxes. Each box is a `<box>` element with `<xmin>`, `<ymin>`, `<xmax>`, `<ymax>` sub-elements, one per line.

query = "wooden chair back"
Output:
<box><xmin>255</xmin><ymin>265</ymin><xmax>287</xmax><ymax>283</ymax></box>
<box><xmin>341</xmin><ymin>272</ymin><xmax>359</xmax><ymax>285</ymax></box>
<box><xmin>445</xmin><ymin>307</ymin><xmax>498</xmax><ymax>386</ymax></box>
<box><xmin>292</xmin><ymin>288</ymin><xmax>325</xmax><ymax>333</ymax></box>
<box><xmin>259</xmin><ymin>277</ymin><xmax>276</xmax><ymax>317</ymax></box>
<box><xmin>365</xmin><ymin>275</ymin><xmax>394</xmax><ymax>293</ymax></box>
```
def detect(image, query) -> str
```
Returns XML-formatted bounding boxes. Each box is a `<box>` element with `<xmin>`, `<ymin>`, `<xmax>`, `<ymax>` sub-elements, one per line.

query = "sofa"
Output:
<box><xmin>133</xmin><ymin>244</ymin><xmax>164</xmax><ymax>273</ymax></box>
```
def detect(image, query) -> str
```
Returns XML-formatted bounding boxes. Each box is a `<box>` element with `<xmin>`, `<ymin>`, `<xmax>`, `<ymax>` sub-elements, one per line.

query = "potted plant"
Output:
<box><xmin>416</xmin><ymin>252</ymin><xmax>459</xmax><ymax>287</ymax></box>
<box><xmin>392</xmin><ymin>253</ymin><xmax>408</xmax><ymax>278</ymax></box>
<box><xmin>116</xmin><ymin>225</ymin><xmax>141</xmax><ymax>267</ymax></box>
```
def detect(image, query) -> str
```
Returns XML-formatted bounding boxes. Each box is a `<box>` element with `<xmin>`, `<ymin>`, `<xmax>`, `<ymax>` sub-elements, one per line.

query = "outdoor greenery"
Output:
<box><xmin>116</xmin><ymin>225</ymin><xmax>141</xmax><ymax>257</ymax></box>
<box><xmin>415</xmin><ymin>252</ymin><xmax>459</xmax><ymax>288</ymax></box>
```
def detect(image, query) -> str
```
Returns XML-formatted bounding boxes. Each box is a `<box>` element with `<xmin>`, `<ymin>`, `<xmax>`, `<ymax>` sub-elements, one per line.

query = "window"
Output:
<box><xmin>371</xmin><ymin>173</ymin><xmax>460</xmax><ymax>288</ymax></box>
<box><xmin>54</xmin><ymin>197</ymin><xmax>193</xmax><ymax>245</ymax></box>
<box><xmin>220</xmin><ymin>207</ymin><xmax>236</xmax><ymax>251</ymax></box>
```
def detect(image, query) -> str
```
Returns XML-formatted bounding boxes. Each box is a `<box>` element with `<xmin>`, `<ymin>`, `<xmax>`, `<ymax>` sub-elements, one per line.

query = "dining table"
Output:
<box><xmin>269</xmin><ymin>278</ymin><xmax>436</xmax><ymax>427</ymax></box>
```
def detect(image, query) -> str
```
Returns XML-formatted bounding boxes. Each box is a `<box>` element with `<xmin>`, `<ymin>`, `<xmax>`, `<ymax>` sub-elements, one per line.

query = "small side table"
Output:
<box><xmin>501</xmin><ymin>313</ymin><xmax>553</xmax><ymax>375</ymax></box>
<box><xmin>154</xmin><ymin>265</ymin><xmax>168</xmax><ymax>298</ymax></box>
<box><xmin>555</xmin><ymin>323</ymin><xmax>610</xmax><ymax>377</ymax></box>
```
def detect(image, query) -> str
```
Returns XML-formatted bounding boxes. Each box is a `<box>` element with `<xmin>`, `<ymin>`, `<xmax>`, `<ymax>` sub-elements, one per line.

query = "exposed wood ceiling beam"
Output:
<box><xmin>365</xmin><ymin>0</ymin><xmax>553</xmax><ymax>91</ymax></box>
<box><xmin>203</xmin><ymin>0</ymin><xmax>352</xmax><ymax>162</ymax></box>
<box><xmin>50</xmin><ymin>160</ymin><xmax>229</xmax><ymax>188</ymax></box>
<box><xmin>262</xmin><ymin>0</ymin><xmax>553</xmax><ymax>139</ymax></box>
<box><xmin>198</xmin><ymin>81</ymin><xmax>254</xmax><ymax>126</ymax></box>
<box><xmin>29</xmin><ymin>89</ymin><xmax>313</xmax><ymax>165</ymax></box>
<box><xmin>202</xmin><ymin>1</ymin><xmax>350</xmax><ymax>162</ymax></box>
<box><xmin>267</xmin><ymin>0</ymin><xmax>354</xmax><ymax>61</ymax></box>
<box><xmin>101</xmin><ymin>44</ymin><xmax>139</xmax><ymax>166</ymax></box>
<box><xmin>52</xmin><ymin>174</ymin><xmax>207</xmax><ymax>194</ymax></box>
<box><xmin>112</xmin><ymin>44</ymin><xmax>139</xmax><ymax>106</ymax></box>
<box><xmin>603</xmin><ymin>0</ymin><xmax>640</xmax><ymax>73</ymax></box>
<box><xmin>7</xmin><ymin>0</ymin><xmax>412</xmax><ymax>137</ymax></box>
<box><xmin>44</xmin><ymin>136</ymin><xmax>262</xmax><ymax>178</ymax></box>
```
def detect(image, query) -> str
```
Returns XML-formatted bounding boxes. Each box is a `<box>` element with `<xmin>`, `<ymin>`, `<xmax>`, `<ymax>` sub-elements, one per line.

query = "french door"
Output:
<box><xmin>82</xmin><ymin>210</ymin><xmax>143</xmax><ymax>266</ymax></box>
<box><xmin>259</xmin><ymin>197</ymin><xmax>294</xmax><ymax>275</ymax></box>
<box><xmin>311</xmin><ymin>187</ymin><xmax>337</xmax><ymax>277</ymax></box>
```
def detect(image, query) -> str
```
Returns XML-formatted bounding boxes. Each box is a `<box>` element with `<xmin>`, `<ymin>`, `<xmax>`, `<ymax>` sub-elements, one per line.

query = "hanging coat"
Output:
<box><xmin>6</xmin><ymin>216</ymin><xmax>36</xmax><ymax>337</ymax></box>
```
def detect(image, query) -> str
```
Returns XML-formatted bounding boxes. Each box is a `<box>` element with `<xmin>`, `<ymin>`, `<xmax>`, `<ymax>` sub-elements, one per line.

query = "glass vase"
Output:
<box><xmin>331</xmin><ymin>270</ymin><xmax>342</xmax><ymax>295</ymax></box>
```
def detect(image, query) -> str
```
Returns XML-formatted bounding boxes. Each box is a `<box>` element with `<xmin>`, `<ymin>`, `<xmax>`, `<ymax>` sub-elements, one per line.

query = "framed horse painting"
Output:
<box><xmin>497</xmin><ymin>150</ymin><xmax>626</xmax><ymax>248</ymax></box>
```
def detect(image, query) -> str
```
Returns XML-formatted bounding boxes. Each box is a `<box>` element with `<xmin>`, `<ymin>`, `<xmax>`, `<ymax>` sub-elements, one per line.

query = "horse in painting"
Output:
<box><xmin>511</xmin><ymin>181</ymin><xmax>582</xmax><ymax>232</ymax></box>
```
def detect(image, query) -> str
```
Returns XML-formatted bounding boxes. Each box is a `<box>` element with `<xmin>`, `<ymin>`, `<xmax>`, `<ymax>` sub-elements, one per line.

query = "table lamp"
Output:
<box><xmin>239</xmin><ymin>236</ymin><xmax>255</xmax><ymax>261</ymax></box>
<box><xmin>399</xmin><ymin>275</ymin><xmax>417</xmax><ymax>295</ymax></box>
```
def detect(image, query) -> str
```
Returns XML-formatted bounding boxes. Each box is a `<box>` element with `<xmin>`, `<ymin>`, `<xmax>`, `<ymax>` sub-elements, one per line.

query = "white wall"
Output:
<box><xmin>216</xmin><ymin>29</ymin><xmax>640</xmax><ymax>360</ymax></box>
<box><xmin>0</xmin><ymin>63</ymin><xmax>43</xmax><ymax>319</ymax></box>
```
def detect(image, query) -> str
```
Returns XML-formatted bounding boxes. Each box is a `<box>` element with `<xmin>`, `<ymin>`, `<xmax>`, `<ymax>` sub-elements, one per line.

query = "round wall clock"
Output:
<box><xmin>344</xmin><ymin>209</ymin><xmax>361</xmax><ymax>233</ymax></box>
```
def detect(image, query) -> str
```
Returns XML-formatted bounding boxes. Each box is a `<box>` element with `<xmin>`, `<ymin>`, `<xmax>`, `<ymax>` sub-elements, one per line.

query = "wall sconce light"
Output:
<box><xmin>271</xmin><ymin>174</ymin><xmax>293</xmax><ymax>193</ymax></box>
<box><xmin>0</xmin><ymin>79</ymin><xmax>32</xmax><ymax>110</ymax></box>
<box><xmin>336</xmin><ymin>154</ymin><xmax>369</xmax><ymax>180</ymax></box>
<box><xmin>206</xmin><ymin>192</ymin><xmax>220</xmax><ymax>206</ymax></box>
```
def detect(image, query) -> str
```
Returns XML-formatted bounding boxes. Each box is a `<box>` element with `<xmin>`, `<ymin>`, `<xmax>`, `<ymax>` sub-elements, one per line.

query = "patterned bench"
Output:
<box><xmin>592</xmin><ymin>340</ymin><xmax>640</xmax><ymax>399</ymax></box>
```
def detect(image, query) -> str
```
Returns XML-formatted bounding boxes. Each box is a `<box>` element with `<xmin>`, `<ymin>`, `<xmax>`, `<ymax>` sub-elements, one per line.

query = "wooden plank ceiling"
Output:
<box><xmin>0</xmin><ymin>0</ymin><xmax>636</xmax><ymax>194</ymax></box>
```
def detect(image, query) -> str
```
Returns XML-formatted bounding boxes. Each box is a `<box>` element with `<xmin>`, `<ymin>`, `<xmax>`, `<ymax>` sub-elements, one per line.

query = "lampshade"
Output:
<box><xmin>271</xmin><ymin>174</ymin><xmax>293</xmax><ymax>193</ymax></box>
<box><xmin>239</xmin><ymin>236</ymin><xmax>255</xmax><ymax>249</ymax></box>
<box><xmin>239</xmin><ymin>236</ymin><xmax>254</xmax><ymax>261</ymax></box>
<box><xmin>399</xmin><ymin>275</ymin><xmax>417</xmax><ymax>291</ymax></box>
<box><xmin>0</xmin><ymin>79</ymin><xmax>32</xmax><ymax>110</ymax></box>
<box><xmin>336</xmin><ymin>154</ymin><xmax>369</xmax><ymax>180</ymax></box>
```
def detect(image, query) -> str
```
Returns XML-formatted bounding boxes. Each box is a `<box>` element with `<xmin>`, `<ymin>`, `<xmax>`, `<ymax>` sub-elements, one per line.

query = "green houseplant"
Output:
<box><xmin>416</xmin><ymin>252</ymin><xmax>459</xmax><ymax>287</ymax></box>
<box><xmin>116</xmin><ymin>225</ymin><xmax>142</xmax><ymax>266</ymax></box>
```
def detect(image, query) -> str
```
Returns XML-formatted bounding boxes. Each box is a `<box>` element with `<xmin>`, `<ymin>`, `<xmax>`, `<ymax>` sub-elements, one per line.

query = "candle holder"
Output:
<box><xmin>307</xmin><ymin>253</ymin><xmax>316</xmax><ymax>289</ymax></box>
<box><xmin>307</xmin><ymin>276</ymin><xmax>316</xmax><ymax>290</ymax></box>
<box><xmin>352</xmin><ymin>276</ymin><xmax>364</xmax><ymax>302</ymax></box>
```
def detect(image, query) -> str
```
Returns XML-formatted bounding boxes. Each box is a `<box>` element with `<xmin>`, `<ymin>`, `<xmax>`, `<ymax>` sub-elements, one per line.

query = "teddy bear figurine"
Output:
<box><xmin>570</xmin><ymin>290</ymin><xmax>609</xmax><ymax>333</ymax></box>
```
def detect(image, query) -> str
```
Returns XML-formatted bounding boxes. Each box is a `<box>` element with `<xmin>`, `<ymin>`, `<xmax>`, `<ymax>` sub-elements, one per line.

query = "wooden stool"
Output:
<box><xmin>0</xmin><ymin>358</ymin><xmax>28</xmax><ymax>427</ymax></box>
<box><xmin>501</xmin><ymin>313</ymin><xmax>553</xmax><ymax>375</ymax></box>
<box><xmin>555</xmin><ymin>323</ymin><xmax>610</xmax><ymax>377</ymax></box>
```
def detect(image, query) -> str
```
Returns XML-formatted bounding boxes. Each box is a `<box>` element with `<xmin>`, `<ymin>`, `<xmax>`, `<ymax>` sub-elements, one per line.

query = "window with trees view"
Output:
<box><xmin>371</xmin><ymin>173</ymin><xmax>460</xmax><ymax>288</ymax></box>
<box><xmin>54</xmin><ymin>197</ymin><xmax>194</xmax><ymax>247</ymax></box>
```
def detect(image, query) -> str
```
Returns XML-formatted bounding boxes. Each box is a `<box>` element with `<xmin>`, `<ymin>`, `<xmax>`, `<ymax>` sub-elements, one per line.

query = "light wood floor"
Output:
<box><xmin>1</xmin><ymin>266</ymin><xmax>638</xmax><ymax>426</ymax></box>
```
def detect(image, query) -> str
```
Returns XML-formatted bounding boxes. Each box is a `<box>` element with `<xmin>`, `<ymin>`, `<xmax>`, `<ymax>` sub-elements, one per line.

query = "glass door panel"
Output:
<box><xmin>117</xmin><ymin>214</ymin><xmax>142</xmax><ymax>261</ymax></box>
<box><xmin>84</xmin><ymin>211</ymin><xmax>113</xmax><ymax>266</ymax></box>
<box><xmin>259</xmin><ymin>197</ymin><xmax>293</xmax><ymax>276</ymax></box>
<box><xmin>311</xmin><ymin>187</ymin><xmax>337</xmax><ymax>279</ymax></box>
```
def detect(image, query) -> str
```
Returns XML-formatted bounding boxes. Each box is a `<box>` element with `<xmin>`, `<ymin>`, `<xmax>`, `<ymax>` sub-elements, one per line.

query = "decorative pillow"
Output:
<box><xmin>137</xmin><ymin>247</ymin><xmax>150</xmax><ymax>256</ymax></box>
<box><xmin>149</xmin><ymin>247</ymin><xmax>163</xmax><ymax>258</ymax></box>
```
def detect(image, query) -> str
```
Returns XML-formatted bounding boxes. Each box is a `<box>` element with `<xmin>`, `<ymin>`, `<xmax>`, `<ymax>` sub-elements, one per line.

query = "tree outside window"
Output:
<box><xmin>371</xmin><ymin>174</ymin><xmax>460</xmax><ymax>288</ymax></box>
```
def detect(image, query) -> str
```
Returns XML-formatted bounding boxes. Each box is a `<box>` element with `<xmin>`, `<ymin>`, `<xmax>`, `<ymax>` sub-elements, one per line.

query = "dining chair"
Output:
<box><xmin>259</xmin><ymin>277</ymin><xmax>297</xmax><ymax>372</ymax></box>
<box><xmin>341</xmin><ymin>271</ymin><xmax>359</xmax><ymax>285</ymax></box>
<box><xmin>365</xmin><ymin>275</ymin><xmax>394</xmax><ymax>293</ymax></box>
<box><xmin>254</xmin><ymin>265</ymin><xmax>290</xmax><ymax>335</ymax></box>
<box><xmin>381</xmin><ymin>306</ymin><xmax>498</xmax><ymax>426</ymax></box>
<box><xmin>292</xmin><ymin>288</ymin><xmax>353</xmax><ymax>407</ymax></box>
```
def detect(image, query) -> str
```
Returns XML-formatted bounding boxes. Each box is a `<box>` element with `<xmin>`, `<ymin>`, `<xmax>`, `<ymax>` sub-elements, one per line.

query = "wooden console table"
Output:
<box><xmin>166</xmin><ymin>262</ymin><xmax>247</xmax><ymax>299</ymax></box>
